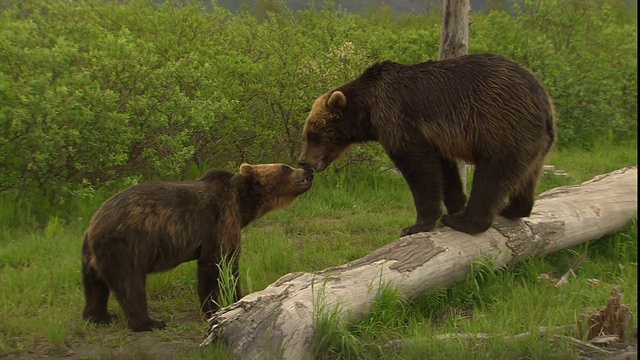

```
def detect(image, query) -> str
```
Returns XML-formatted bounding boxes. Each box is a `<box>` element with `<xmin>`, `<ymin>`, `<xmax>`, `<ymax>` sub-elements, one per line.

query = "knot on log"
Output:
<box><xmin>491</xmin><ymin>217</ymin><xmax>566</xmax><ymax>263</ymax></box>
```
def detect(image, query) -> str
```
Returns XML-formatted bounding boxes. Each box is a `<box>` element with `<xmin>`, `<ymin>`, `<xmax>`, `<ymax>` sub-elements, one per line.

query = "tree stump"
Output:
<box><xmin>439</xmin><ymin>0</ymin><xmax>471</xmax><ymax>193</ymax></box>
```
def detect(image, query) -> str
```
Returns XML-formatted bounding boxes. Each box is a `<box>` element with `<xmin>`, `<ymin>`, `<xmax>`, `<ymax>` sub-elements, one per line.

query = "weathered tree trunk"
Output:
<box><xmin>200</xmin><ymin>167</ymin><xmax>637</xmax><ymax>360</ymax></box>
<box><xmin>439</xmin><ymin>0</ymin><xmax>470</xmax><ymax>60</ymax></box>
<box><xmin>439</xmin><ymin>0</ymin><xmax>471</xmax><ymax>194</ymax></box>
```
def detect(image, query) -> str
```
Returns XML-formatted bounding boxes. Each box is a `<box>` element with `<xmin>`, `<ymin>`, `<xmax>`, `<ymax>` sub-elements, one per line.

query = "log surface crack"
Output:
<box><xmin>493</xmin><ymin>218</ymin><xmax>542</xmax><ymax>262</ymax></box>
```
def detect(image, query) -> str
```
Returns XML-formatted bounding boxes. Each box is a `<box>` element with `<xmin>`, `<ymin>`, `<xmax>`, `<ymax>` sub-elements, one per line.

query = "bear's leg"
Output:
<box><xmin>81</xmin><ymin>239</ymin><xmax>113</xmax><ymax>324</ymax></box>
<box><xmin>390</xmin><ymin>151</ymin><xmax>443</xmax><ymax>236</ymax></box>
<box><xmin>441</xmin><ymin>157</ymin><xmax>467</xmax><ymax>215</ymax></box>
<box><xmin>500</xmin><ymin>166</ymin><xmax>541</xmax><ymax>219</ymax></box>
<box><xmin>197</xmin><ymin>255</ymin><xmax>221</xmax><ymax>315</ymax></box>
<box><xmin>98</xmin><ymin>244</ymin><xmax>165</xmax><ymax>332</ymax></box>
<box><xmin>106</xmin><ymin>272</ymin><xmax>166</xmax><ymax>332</ymax></box>
<box><xmin>442</xmin><ymin>161</ymin><xmax>519</xmax><ymax>234</ymax></box>
<box><xmin>231</xmin><ymin>248</ymin><xmax>243</xmax><ymax>303</ymax></box>
<box><xmin>197</xmin><ymin>247</ymin><xmax>242</xmax><ymax>316</ymax></box>
<box><xmin>81</xmin><ymin>261</ymin><xmax>113</xmax><ymax>325</ymax></box>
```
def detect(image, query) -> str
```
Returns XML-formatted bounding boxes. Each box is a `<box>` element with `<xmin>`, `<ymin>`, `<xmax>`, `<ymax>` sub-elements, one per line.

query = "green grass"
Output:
<box><xmin>0</xmin><ymin>142</ymin><xmax>636</xmax><ymax>358</ymax></box>
<box><xmin>311</xmin><ymin>222</ymin><xmax>637</xmax><ymax>359</ymax></box>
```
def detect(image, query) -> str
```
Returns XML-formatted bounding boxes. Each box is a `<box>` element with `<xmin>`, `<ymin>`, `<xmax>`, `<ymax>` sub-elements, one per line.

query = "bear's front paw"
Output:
<box><xmin>400</xmin><ymin>223</ymin><xmax>436</xmax><ymax>237</ymax></box>
<box><xmin>499</xmin><ymin>203</ymin><xmax>532</xmax><ymax>219</ymax></box>
<box><xmin>441</xmin><ymin>213</ymin><xmax>493</xmax><ymax>235</ymax></box>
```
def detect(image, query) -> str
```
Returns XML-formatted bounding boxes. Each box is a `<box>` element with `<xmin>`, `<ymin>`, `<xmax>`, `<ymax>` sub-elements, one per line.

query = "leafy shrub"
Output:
<box><xmin>0</xmin><ymin>0</ymin><xmax>636</xmax><ymax>204</ymax></box>
<box><xmin>472</xmin><ymin>0</ymin><xmax>637</xmax><ymax>147</ymax></box>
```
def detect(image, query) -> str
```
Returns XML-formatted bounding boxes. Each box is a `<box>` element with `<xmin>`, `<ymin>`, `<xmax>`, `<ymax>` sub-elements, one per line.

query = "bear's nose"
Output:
<box><xmin>303</xmin><ymin>169</ymin><xmax>314</xmax><ymax>179</ymax></box>
<box><xmin>298</xmin><ymin>159</ymin><xmax>307</xmax><ymax>168</ymax></box>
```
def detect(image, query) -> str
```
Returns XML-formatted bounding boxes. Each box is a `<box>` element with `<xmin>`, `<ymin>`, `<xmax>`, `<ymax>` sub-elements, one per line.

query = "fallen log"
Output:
<box><xmin>200</xmin><ymin>167</ymin><xmax>637</xmax><ymax>359</ymax></box>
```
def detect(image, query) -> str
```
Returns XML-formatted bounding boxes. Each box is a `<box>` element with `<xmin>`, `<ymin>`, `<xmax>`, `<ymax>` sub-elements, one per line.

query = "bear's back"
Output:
<box><xmin>87</xmin><ymin>171</ymin><xmax>237</xmax><ymax>241</ymax></box>
<box><xmin>363</xmin><ymin>54</ymin><xmax>543</xmax><ymax>93</ymax></box>
<box><xmin>349</xmin><ymin>53</ymin><xmax>554</xmax><ymax>163</ymax></box>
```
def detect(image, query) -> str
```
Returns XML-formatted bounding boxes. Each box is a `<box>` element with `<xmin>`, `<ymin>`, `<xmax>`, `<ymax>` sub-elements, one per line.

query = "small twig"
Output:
<box><xmin>552</xmin><ymin>335</ymin><xmax>612</xmax><ymax>357</ymax></box>
<box><xmin>438</xmin><ymin>326</ymin><xmax>574</xmax><ymax>341</ymax></box>
<box><xmin>435</xmin><ymin>333</ymin><xmax>491</xmax><ymax>340</ymax></box>
<box><xmin>556</xmin><ymin>252</ymin><xmax>588</xmax><ymax>287</ymax></box>
<box><xmin>588</xmin><ymin>335</ymin><xmax>620</xmax><ymax>345</ymax></box>
<box><xmin>608</xmin><ymin>350</ymin><xmax>638</xmax><ymax>360</ymax></box>
<box><xmin>385</xmin><ymin>326</ymin><xmax>575</xmax><ymax>352</ymax></box>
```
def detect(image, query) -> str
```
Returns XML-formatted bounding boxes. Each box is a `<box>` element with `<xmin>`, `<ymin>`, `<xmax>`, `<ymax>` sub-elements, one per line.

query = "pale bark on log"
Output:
<box><xmin>200</xmin><ymin>167</ymin><xmax>638</xmax><ymax>360</ymax></box>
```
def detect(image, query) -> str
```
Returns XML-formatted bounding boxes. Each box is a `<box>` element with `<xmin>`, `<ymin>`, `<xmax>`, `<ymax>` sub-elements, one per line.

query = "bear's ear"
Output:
<box><xmin>239</xmin><ymin>163</ymin><xmax>254</xmax><ymax>176</ymax></box>
<box><xmin>327</xmin><ymin>91</ymin><xmax>347</xmax><ymax>109</ymax></box>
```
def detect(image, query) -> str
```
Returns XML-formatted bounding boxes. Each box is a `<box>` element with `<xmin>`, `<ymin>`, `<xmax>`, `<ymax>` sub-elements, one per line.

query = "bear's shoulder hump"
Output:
<box><xmin>198</xmin><ymin>169</ymin><xmax>234</xmax><ymax>183</ymax></box>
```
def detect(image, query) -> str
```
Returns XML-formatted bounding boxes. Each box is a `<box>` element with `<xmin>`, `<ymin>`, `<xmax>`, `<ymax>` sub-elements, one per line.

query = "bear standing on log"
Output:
<box><xmin>81</xmin><ymin>163</ymin><xmax>313</xmax><ymax>331</ymax></box>
<box><xmin>299</xmin><ymin>53</ymin><xmax>556</xmax><ymax>236</ymax></box>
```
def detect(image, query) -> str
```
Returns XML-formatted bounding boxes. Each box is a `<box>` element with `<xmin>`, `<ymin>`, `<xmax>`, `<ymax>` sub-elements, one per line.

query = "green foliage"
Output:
<box><xmin>213</xmin><ymin>250</ymin><xmax>239</xmax><ymax>309</ymax></box>
<box><xmin>0</xmin><ymin>0</ymin><xmax>636</xmax><ymax>212</ymax></box>
<box><xmin>472</xmin><ymin>0</ymin><xmax>637</xmax><ymax>148</ymax></box>
<box><xmin>0</xmin><ymin>0</ymin><xmax>235</xmax><ymax>202</ymax></box>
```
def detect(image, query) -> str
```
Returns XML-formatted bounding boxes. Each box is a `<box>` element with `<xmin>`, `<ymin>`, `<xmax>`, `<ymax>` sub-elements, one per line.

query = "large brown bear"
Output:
<box><xmin>81</xmin><ymin>163</ymin><xmax>313</xmax><ymax>331</ymax></box>
<box><xmin>299</xmin><ymin>53</ymin><xmax>556</xmax><ymax>236</ymax></box>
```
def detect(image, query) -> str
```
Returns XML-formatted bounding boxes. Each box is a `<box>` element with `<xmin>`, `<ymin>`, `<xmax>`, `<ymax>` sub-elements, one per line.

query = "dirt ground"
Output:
<box><xmin>3</xmin><ymin>311</ymin><xmax>208</xmax><ymax>360</ymax></box>
<box><xmin>5</xmin><ymin>326</ymin><xmax>636</xmax><ymax>360</ymax></box>
<box><xmin>3</xmin><ymin>290</ymin><xmax>636</xmax><ymax>359</ymax></box>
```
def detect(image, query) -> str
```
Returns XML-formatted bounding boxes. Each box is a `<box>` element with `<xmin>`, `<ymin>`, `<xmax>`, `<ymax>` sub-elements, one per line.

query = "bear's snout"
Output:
<box><xmin>298</xmin><ymin>158</ymin><xmax>327</xmax><ymax>173</ymax></box>
<box><xmin>298</xmin><ymin>159</ymin><xmax>310</xmax><ymax>170</ymax></box>
<box><xmin>296</xmin><ymin>169</ymin><xmax>314</xmax><ymax>189</ymax></box>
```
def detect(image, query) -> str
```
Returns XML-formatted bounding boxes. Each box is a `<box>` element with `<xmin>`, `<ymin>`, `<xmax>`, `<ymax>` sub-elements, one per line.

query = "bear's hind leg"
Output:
<box><xmin>198</xmin><ymin>246</ymin><xmax>243</xmax><ymax>316</ymax></box>
<box><xmin>108</xmin><ymin>273</ymin><xmax>166</xmax><ymax>331</ymax></box>
<box><xmin>197</xmin><ymin>254</ymin><xmax>221</xmax><ymax>315</ymax></box>
<box><xmin>81</xmin><ymin>261</ymin><xmax>113</xmax><ymax>325</ymax></box>
<box><xmin>500</xmin><ymin>166</ymin><xmax>541</xmax><ymax>219</ymax></box>
<box><xmin>442</xmin><ymin>161</ymin><xmax>521</xmax><ymax>234</ymax></box>
<box><xmin>441</xmin><ymin>157</ymin><xmax>467</xmax><ymax>215</ymax></box>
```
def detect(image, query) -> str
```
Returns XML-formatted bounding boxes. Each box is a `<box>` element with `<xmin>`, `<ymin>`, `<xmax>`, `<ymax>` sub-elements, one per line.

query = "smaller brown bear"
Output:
<box><xmin>81</xmin><ymin>163</ymin><xmax>313</xmax><ymax>331</ymax></box>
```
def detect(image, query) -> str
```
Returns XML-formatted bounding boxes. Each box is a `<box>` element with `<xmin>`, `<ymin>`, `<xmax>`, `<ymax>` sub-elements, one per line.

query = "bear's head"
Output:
<box><xmin>298</xmin><ymin>91</ymin><xmax>351</xmax><ymax>173</ymax></box>
<box><xmin>239</xmin><ymin>163</ymin><xmax>313</xmax><ymax>214</ymax></box>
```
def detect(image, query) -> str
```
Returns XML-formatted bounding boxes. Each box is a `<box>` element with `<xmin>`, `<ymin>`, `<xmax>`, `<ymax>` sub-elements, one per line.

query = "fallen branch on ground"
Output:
<box><xmin>555</xmin><ymin>251</ymin><xmax>588</xmax><ymax>287</ymax></box>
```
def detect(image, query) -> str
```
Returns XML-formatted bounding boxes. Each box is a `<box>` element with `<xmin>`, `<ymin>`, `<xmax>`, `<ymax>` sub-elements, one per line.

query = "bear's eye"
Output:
<box><xmin>307</xmin><ymin>132</ymin><xmax>322</xmax><ymax>144</ymax></box>
<box><xmin>281</xmin><ymin>165</ymin><xmax>293</xmax><ymax>175</ymax></box>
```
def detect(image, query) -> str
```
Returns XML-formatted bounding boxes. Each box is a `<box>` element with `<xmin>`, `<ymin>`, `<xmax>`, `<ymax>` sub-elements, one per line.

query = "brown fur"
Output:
<box><xmin>299</xmin><ymin>53</ymin><xmax>556</xmax><ymax>235</ymax></box>
<box><xmin>81</xmin><ymin>163</ymin><xmax>312</xmax><ymax>331</ymax></box>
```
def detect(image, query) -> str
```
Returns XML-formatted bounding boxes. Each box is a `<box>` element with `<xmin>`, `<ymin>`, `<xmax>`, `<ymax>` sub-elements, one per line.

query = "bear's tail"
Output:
<box><xmin>81</xmin><ymin>233</ymin><xmax>113</xmax><ymax>323</ymax></box>
<box><xmin>81</xmin><ymin>233</ymin><xmax>102</xmax><ymax>299</ymax></box>
<box><xmin>544</xmin><ymin>106</ymin><xmax>557</xmax><ymax>155</ymax></box>
<box><xmin>81</xmin><ymin>233</ymin><xmax>92</xmax><ymax>272</ymax></box>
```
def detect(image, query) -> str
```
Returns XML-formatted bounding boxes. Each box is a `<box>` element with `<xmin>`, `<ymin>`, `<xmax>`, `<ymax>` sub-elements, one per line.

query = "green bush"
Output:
<box><xmin>472</xmin><ymin>0</ymin><xmax>637</xmax><ymax>148</ymax></box>
<box><xmin>0</xmin><ymin>0</ymin><xmax>636</xmax><ymax>204</ymax></box>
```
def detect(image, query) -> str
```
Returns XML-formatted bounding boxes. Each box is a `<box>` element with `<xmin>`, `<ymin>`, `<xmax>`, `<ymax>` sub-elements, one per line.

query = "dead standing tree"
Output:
<box><xmin>201</xmin><ymin>167</ymin><xmax>637</xmax><ymax>359</ymax></box>
<box><xmin>439</xmin><ymin>0</ymin><xmax>470</xmax><ymax>60</ymax></box>
<box><xmin>440</xmin><ymin>0</ymin><xmax>471</xmax><ymax>193</ymax></box>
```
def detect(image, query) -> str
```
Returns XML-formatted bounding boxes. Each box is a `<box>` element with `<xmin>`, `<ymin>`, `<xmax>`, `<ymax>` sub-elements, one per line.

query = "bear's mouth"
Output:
<box><xmin>296</xmin><ymin>171</ymin><xmax>314</xmax><ymax>188</ymax></box>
